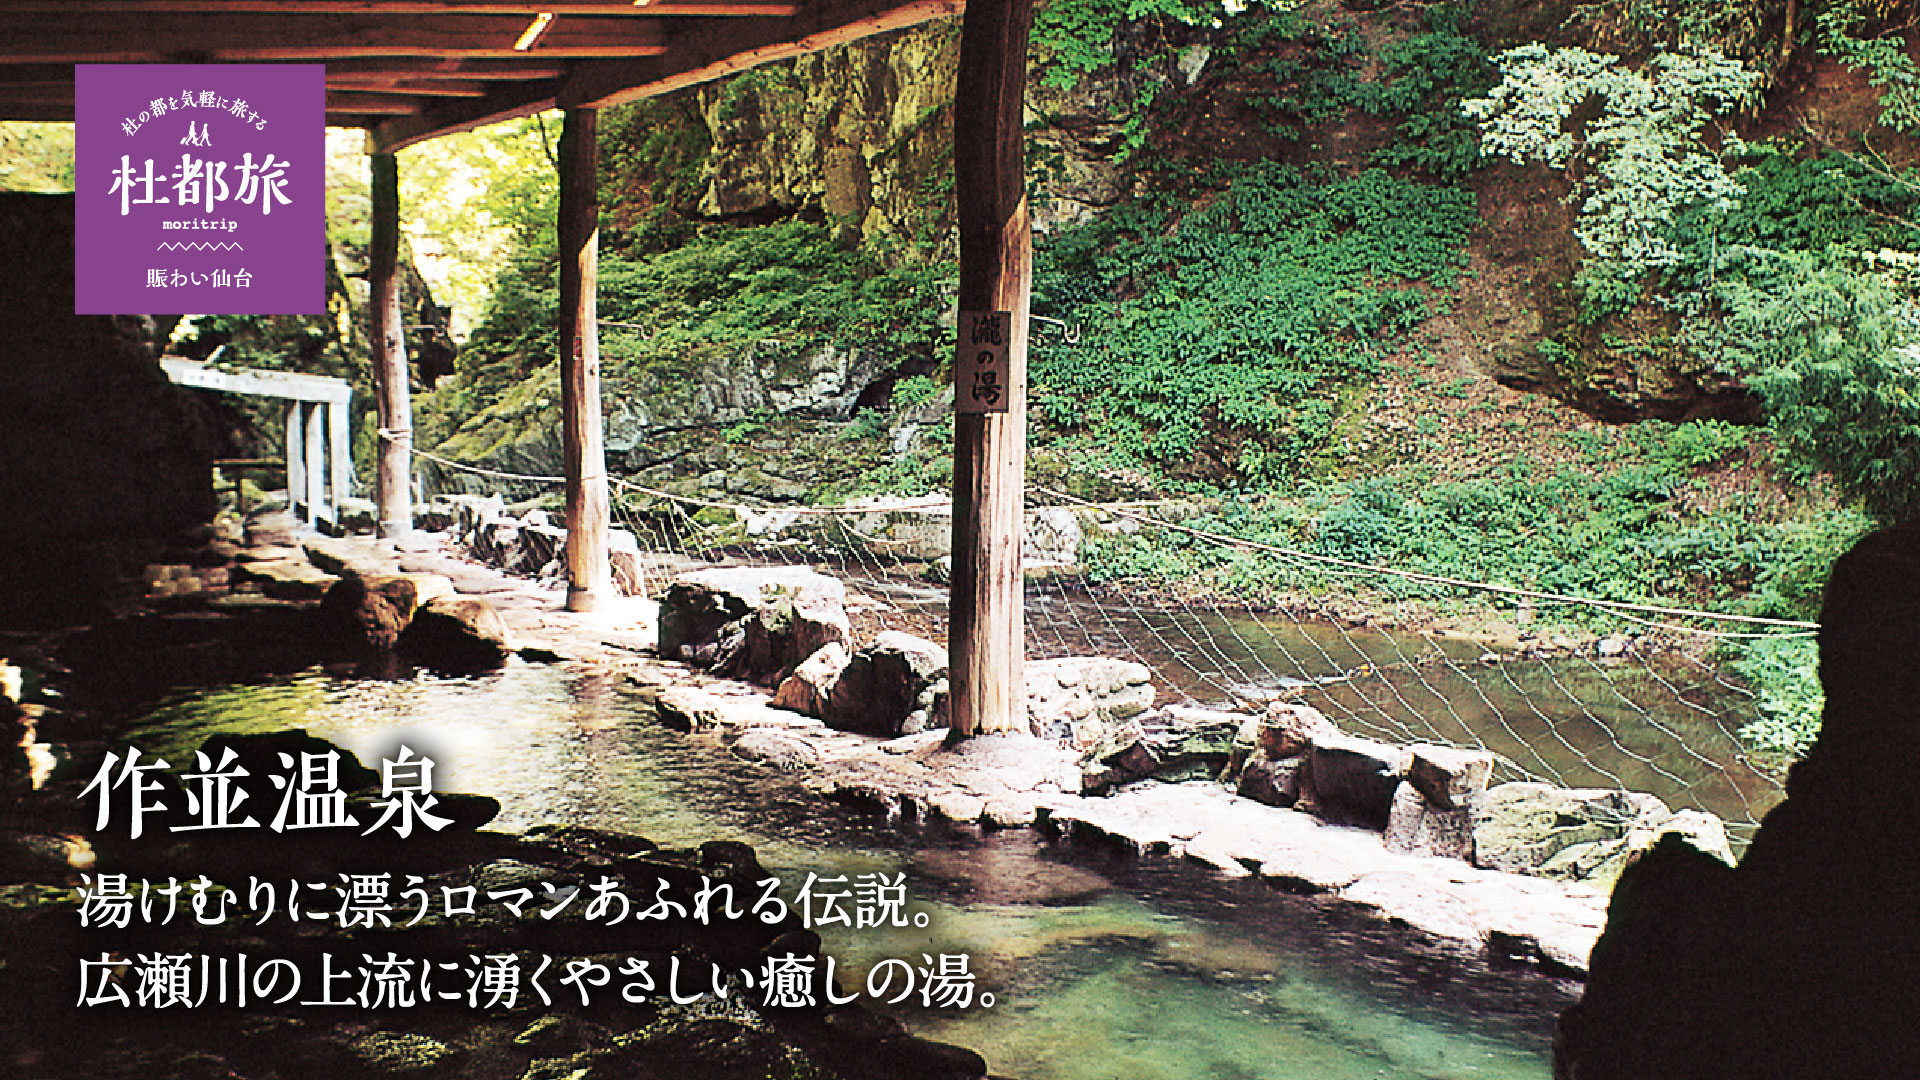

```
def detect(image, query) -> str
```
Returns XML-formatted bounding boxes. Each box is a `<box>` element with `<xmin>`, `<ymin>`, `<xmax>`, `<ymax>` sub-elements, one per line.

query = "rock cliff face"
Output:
<box><xmin>433</xmin><ymin>341</ymin><xmax>922</xmax><ymax>500</ymax></box>
<box><xmin>1554</xmin><ymin>518</ymin><xmax>1920</xmax><ymax>1080</ymax></box>
<box><xmin>693</xmin><ymin>23</ymin><xmax>962</xmax><ymax>239</ymax></box>
<box><xmin>676</xmin><ymin>19</ymin><xmax>1153</xmax><ymax>240</ymax></box>
<box><xmin>432</xmin><ymin>19</ymin><xmax>1216</xmax><ymax>499</ymax></box>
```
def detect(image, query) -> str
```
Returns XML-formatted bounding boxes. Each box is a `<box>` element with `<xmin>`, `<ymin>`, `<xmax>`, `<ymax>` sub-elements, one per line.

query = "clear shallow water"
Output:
<box><xmin>1027</xmin><ymin>592</ymin><xmax>1785</xmax><ymax>841</ymax></box>
<box><xmin>133</xmin><ymin>661</ymin><xmax>1572</xmax><ymax>1080</ymax></box>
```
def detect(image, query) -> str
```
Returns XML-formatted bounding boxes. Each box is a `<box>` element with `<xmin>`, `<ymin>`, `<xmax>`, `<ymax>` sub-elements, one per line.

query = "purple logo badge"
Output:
<box><xmin>74</xmin><ymin>64</ymin><xmax>324</xmax><ymax>315</ymax></box>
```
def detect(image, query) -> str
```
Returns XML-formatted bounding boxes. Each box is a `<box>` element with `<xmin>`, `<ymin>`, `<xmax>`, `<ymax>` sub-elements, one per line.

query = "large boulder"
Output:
<box><xmin>398</xmin><ymin>596</ymin><xmax>513</xmax><ymax>673</ymax></box>
<box><xmin>317</xmin><ymin>572</ymin><xmax>421</xmax><ymax>655</ymax></box>
<box><xmin>658</xmin><ymin>567</ymin><xmax>848</xmax><ymax>672</ymax></box>
<box><xmin>1025</xmin><ymin>657</ymin><xmax>1155</xmax><ymax>745</ymax></box>
<box><xmin>822</xmin><ymin>631</ymin><xmax>947</xmax><ymax>737</ymax></box>
<box><xmin>513</xmin><ymin>521</ymin><xmax>569</xmax><ymax>576</ymax></box>
<box><xmin>1079</xmin><ymin>705</ymin><xmax>1243</xmax><ymax>791</ymax></box>
<box><xmin>1384</xmin><ymin>781</ymin><xmax>1475</xmax><ymax>860</ymax></box>
<box><xmin>718</xmin><ymin>588</ymin><xmax>853</xmax><ymax>687</ymax></box>
<box><xmin>1468</xmin><ymin>781</ymin><xmax>1673</xmax><ymax>883</ymax></box>
<box><xmin>1258</xmin><ymin>702</ymin><xmax>1338</xmax><ymax>759</ymax></box>
<box><xmin>1299</xmin><ymin>733</ymin><xmax>1404</xmax><ymax>829</ymax></box>
<box><xmin>1403</xmin><ymin>744</ymin><xmax>1495</xmax><ymax>810</ymax></box>
<box><xmin>473</xmin><ymin>517</ymin><xmax>521</xmax><ymax>567</ymax></box>
<box><xmin>1237</xmin><ymin>748</ymin><xmax>1304</xmax><ymax>807</ymax></box>
<box><xmin>315</xmin><ymin>572</ymin><xmax>455</xmax><ymax>657</ymax></box>
<box><xmin>770</xmin><ymin>642</ymin><xmax>850</xmax><ymax>717</ymax></box>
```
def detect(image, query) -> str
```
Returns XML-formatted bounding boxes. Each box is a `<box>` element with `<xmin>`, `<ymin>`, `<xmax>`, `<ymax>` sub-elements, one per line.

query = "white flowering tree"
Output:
<box><xmin>1465</xmin><ymin>45</ymin><xmax>1763</xmax><ymax>286</ymax></box>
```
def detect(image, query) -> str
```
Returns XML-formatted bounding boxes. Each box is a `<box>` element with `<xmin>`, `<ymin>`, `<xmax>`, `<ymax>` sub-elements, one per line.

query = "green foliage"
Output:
<box><xmin>1816</xmin><ymin>0</ymin><xmax>1920</xmax><ymax>132</ymax></box>
<box><xmin>725</xmin><ymin>410</ymin><xmax>774</xmax><ymax>443</ymax></box>
<box><xmin>1032</xmin><ymin>163</ymin><xmax>1475</xmax><ymax>487</ymax></box>
<box><xmin>1079</xmin><ymin>441</ymin><xmax>1866</xmax><ymax>621</ymax></box>
<box><xmin>598</xmin><ymin>98</ymin><xmax>712</xmax><ymax>254</ymax></box>
<box><xmin>395</xmin><ymin>113</ymin><xmax>560</xmax><ymax>323</ymax></box>
<box><xmin>1031</xmin><ymin>0</ymin><xmax>1234</xmax><ymax>89</ymax></box>
<box><xmin>1467</xmin><ymin>45</ymin><xmax>1763</xmax><ymax>295</ymax></box>
<box><xmin>838</xmin><ymin>408</ymin><xmax>890</xmax><ymax>442</ymax></box>
<box><xmin>595</xmin><ymin>222</ymin><xmax>947</xmax><ymax>363</ymax></box>
<box><xmin>437</xmin><ymin>255</ymin><xmax>562</xmax><ymax>412</ymax></box>
<box><xmin>714</xmin><ymin>65</ymin><xmax>801</xmax><ymax>122</ymax></box>
<box><xmin>1359</xmin><ymin>14</ymin><xmax>1497</xmax><ymax>177</ymax></box>
<box><xmin>0</xmin><ymin>122</ymin><xmax>73</xmax><ymax>192</ymax></box>
<box><xmin>893</xmin><ymin>373</ymin><xmax>941</xmax><ymax>407</ymax></box>
<box><xmin>444</xmin><ymin>220</ymin><xmax>948</xmax><ymax>420</ymax></box>
<box><xmin>1670</xmin><ymin>147</ymin><xmax>1920</xmax><ymax>278</ymax></box>
<box><xmin>1716</xmin><ymin>250</ymin><xmax>1920</xmax><ymax>523</ymax></box>
<box><xmin>1575</xmin><ymin>0</ymin><xmax>1781</xmax><ymax>70</ymax></box>
<box><xmin>1626</xmin><ymin>418</ymin><xmax>1749</xmax><ymax>470</ymax></box>
<box><xmin>1248</xmin><ymin>14</ymin><xmax>1369</xmax><ymax>134</ymax></box>
<box><xmin>1728</xmin><ymin>635</ymin><xmax>1824</xmax><ymax>762</ymax></box>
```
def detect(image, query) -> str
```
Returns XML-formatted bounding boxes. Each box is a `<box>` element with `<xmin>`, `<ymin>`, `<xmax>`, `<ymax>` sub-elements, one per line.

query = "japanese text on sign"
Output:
<box><xmin>954</xmin><ymin>310</ymin><xmax>1013</xmax><ymax>414</ymax></box>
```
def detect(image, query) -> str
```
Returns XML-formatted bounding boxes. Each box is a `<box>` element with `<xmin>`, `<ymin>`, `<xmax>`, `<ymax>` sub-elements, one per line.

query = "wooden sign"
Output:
<box><xmin>955</xmin><ymin>310</ymin><xmax>1012</xmax><ymax>414</ymax></box>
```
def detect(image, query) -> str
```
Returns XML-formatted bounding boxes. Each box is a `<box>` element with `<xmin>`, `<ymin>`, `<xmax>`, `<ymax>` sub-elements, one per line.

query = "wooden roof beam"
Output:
<box><xmin>560</xmin><ymin>0</ymin><xmax>959</xmax><ymax>108</ymax></box>
<box><xmin>0</xmin><ymin>103</ymin><xmax>75</xmax><ymax>121</ymax></box>
<box><xmin>316</xmin><ymin>57</ymin><xmax>570</xmax><ymax>78</ymax></box>
<box><xmin>7</xmin><ymin>1</ymin><xmax>797</xmax><ymax>14</ymax></box>
<box><xmin>368</xmin><ymin>77</ymin><xmax>559</xmax><ymax>150</ymax></box>
<box><xmin>327</xmin><ymin>90</ymin><xmax>427</xmax><ymax>113</ymax></box>
<box><xmin>325</xmin><ymin>78</ymin><xmax>495</xmax><ymax>97</ymax></box>
<box><xmin>0</xmin><ymin>15</ymin><xmax>669</xmax><ymax>64</ymax></box>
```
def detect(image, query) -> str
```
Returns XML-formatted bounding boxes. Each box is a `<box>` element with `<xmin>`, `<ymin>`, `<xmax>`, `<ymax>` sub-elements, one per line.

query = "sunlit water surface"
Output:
<box><xmin>133</xmin><ymin>661</ymin><xmax>1576</xmax><ymax>1080</ymax></box>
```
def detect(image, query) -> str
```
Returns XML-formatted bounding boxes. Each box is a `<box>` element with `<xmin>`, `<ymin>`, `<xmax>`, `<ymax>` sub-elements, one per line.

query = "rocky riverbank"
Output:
<box><xmin>0</xmin><ymin>512</ymin><xmax>998</xmax><ymax>1080</ymax></box>
<box><xmin>3</xmin><ymin>500</ymin><xmax>1715</xmax><ymax>1028</ymax></box>
<box><xmin>308</xmin><ymin>514</ymin><xmax>1711</xmax><ymax>978</ymax></box>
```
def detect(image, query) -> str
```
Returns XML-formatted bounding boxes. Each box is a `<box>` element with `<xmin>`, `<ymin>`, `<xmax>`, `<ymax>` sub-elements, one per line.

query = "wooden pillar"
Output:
<box><xmin>369</xmin><ymin>150</ymin><xmax>412</xmax><ymax>537</ymax></box>
<box><xmin>948</xmin><ymin>0</ymin><xmax>1034</xmax><ymax>736</ymax></box>
<box><xmin>558</xmin><ymin>107</ymin><xmax>611</xmax><ymax>612</ymax></box>
<box><xmin>284</xmin><ymin>401</ymin><xmax>305</xmax><ymax>517</ymax></box>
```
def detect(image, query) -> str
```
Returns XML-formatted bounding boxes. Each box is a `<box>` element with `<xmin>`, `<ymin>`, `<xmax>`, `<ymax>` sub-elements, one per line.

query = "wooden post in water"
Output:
<box><xmin>948</xmin><ymin>0</ymin><xmax>1034</xmax><ymax>736</ymax></box>
<box><xmin>369</xmin><ymin>150</ymin><xmax>412</xmax><ymax>537</ymax></box>
<box><xmin>558</xmin><ymin>106</ymin><xmax>612</xmax><ymax>612</ymax></box>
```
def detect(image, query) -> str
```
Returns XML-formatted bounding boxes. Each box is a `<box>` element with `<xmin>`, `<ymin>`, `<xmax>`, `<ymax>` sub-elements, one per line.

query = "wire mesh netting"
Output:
<box><xmin>416</xmin><ymin>450</ymin><xmax>1805</xmax><ymax>846</ymax></box>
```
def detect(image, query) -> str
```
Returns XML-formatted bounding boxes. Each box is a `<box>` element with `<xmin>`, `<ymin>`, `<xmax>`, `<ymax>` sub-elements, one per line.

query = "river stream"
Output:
<box><xmin>131</xmin><ymin>661</ymin><xmax>1579</xmax><ymax>1080</ymax></box>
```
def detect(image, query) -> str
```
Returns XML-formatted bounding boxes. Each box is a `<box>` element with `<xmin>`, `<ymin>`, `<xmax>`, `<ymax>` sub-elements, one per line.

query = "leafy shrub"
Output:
<box><xmin>1031</xmin><ymin>163</ymin><xmax>1475</xmax><ymax>487</ymax></box>
<box><xmin>1728</xmin><ymin>635</ymin><xmax>1824</xmax><ymax>762</ymax></box>
<box><xmin>1716</xmin><ymin>251</ymin><xmax>1920</xmax><ymax>523</ymax></box>
<box><xmin>893</xmin><ymin>374</ymin><xmax>942</xmax><ymax>408</ymax></box>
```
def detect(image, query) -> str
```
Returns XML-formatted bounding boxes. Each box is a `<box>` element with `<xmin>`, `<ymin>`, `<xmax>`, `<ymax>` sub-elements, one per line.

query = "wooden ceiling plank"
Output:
<box><xmin>327</xmin><ymin>78</ymin><xmax>495</xmax><ymax>97</ymax></box>
<box><xmin>0</xmin><ymin>102</ymin><xmax>84</xmax><ymax>120</ymax></box>
<box><xmin>0</xmin><ymin>14</ymin><xmax>669</xmax><ymax>64</ymax></box>
<box><xmin>561</xmin><ymin>0</ymin><xmax>958</xmax><ymax>108</ymax></box>
<box><xmin>327</xmin><ymin>90</ymin><xmax>427</xmax><ymax>113</ymax></box>
<box><xmin>369</xmin><ymin>78</ymin><xmax>559</xmax><ymax>151</ymax></box>
<box><xmin>318</xmin><ymin>57</ymin><xmax>569</xmax><ymax>78</ymax></box>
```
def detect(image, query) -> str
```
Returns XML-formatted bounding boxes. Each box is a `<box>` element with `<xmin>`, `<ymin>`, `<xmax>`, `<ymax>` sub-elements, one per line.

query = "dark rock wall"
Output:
<box><xmin>0</xmin><ymin>193</ymin><xmax>219</xmax><ymax>624</ymax></box>
<box><xmin>1555</xmin><ymin>519</ymin><xmax>1920</xmax><ymax>1080</ymax></box>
